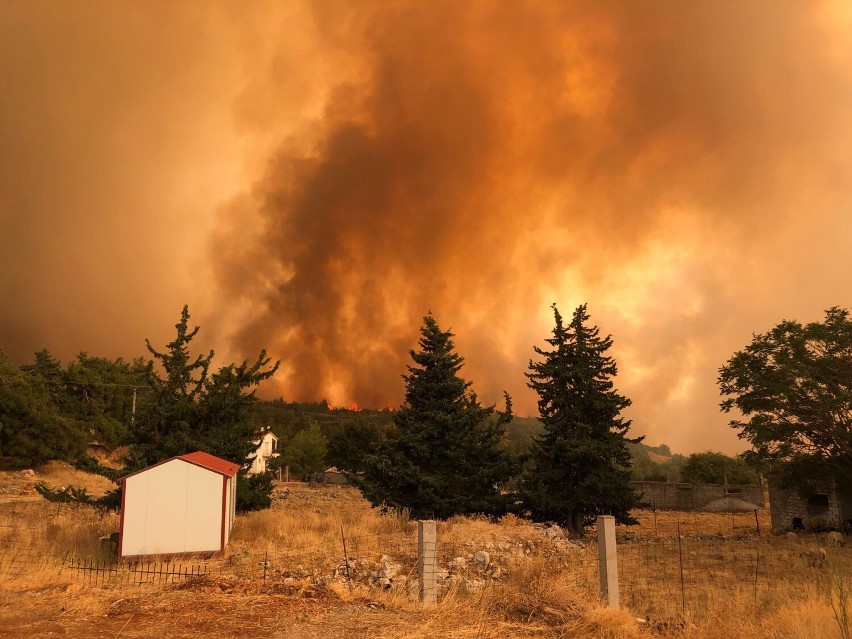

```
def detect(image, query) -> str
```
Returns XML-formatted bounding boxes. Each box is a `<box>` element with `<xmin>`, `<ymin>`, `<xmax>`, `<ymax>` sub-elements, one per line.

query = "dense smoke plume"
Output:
<box><xmin>213</xmin><ymin>1</ymin><xmax>852</xmax><ymax>453</ymax></box>
<box><xmin>2</xmin><ymin>2</ymin><xmax>852</xmax><ymax>453</ymax></box>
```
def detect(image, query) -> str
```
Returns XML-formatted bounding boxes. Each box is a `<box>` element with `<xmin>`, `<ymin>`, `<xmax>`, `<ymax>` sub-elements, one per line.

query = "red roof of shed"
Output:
<box><xmin>119</xmin><ymin>451</ymin><xmax>240</xmax><ymax>481</ymax></box>
<box><xmin>179</xmin><ymin>452</ymin><xmax>240</xmax><ymax>477</ymax></box>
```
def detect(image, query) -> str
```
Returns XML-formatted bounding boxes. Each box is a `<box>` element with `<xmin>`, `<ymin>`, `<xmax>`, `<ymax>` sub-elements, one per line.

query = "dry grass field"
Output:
<box><xmin>1</xmin><ymin>464</ymin><xmax>850</xmax><ymax>638</ymax></box>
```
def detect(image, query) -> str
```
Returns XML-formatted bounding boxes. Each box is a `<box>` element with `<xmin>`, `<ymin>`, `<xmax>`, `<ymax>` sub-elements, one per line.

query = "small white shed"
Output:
<box><xmin>118</xmin><ymin>451</ymin><xmax>239</xmax><ymax>559</ymax></box>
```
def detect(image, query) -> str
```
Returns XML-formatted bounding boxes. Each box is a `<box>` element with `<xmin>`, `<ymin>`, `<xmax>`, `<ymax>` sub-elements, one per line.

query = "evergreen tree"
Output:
<box><xmin>126</xmin><ymin>306</ymin><xmax>279</xmax><ymax>511</ymax></box>
<box><xmin>129</xmin><ymin>306</ymin><xmax>278</xmax><ymax>474</ymax></box>
<box><xmin>279</xmin><ymin>422</ymin><xmax>328</xmax><ymax>476</ymax></box>
<box><xmin>521</xmin><ymin>304</ymin><xmax>640</xmax><ymax>534</ymax></box>
<box><xmin>129</xmin><ymin>307</ymin><xmax>213</xmax><ymax>466</ymax></box>
<box><xmin>19</xmin><ymin>349</ymin><xmax>66</xmax><ymax>407</ymax></box>
<box><xmin>0</xmin><ymin>350</ymin><xmax>86</xmax><ymax>467</ymax></box>
<box><xmin>326</xmin><ymin>416</ymin><xmax>385</xmax><ymax>473</ymax></box>
<box><xmin>358</xmin><ymin>315</ymin><xmax>515</xmax><ymax>518</ymax></box>
<box><xmin>62</xmin><ymin>353</ymin><xmax>148</xmax><ymax>448</ymax></box>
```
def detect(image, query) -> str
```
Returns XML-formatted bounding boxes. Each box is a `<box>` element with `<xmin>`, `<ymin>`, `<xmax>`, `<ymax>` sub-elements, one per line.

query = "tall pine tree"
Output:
<box><xmin>127</xmin><ymin>306</ymin><xmax>279</xmax><ymax>511</ymax></box>
<box><xmin>521</xmin><ymin>304</ymin><xmax>640</xmax><ymax>534</ymax></box>
<box><xmin>129</xmin><ymin>306</ymin><xmax>279</xmax><ymax>472</ymax></box>
<box><xmin>358</xmin><ymin>315</ymin><xmax>514</xmax><ymax>518</ymax></box>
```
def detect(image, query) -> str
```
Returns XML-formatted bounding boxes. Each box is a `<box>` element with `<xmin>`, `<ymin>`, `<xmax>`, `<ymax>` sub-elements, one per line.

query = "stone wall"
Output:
<box><xmin>631</xmin><ymin>481</ymin><xmax>764</xmax><ymax>510</ymax></box>
<box><xmin>767</xmin><ymin>478</ymin><xmax>843</xmax><ymax>532</ymax></box>
<box><xmin>321</xmin><ymin>470</ymin><xmax>350</xmax><ymax>485</ymax></box>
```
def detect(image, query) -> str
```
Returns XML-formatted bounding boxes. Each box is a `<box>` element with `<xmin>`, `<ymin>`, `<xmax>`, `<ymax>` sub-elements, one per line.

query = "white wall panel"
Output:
<box><xmin>121</xmin><ymin>459</ymin><xmax>224</xmax><ymax>557</ymax></box>
<box><xmin>184</xmin><ymin>463</ymin><xmax>224</xmax><ymax>552</ymax></box>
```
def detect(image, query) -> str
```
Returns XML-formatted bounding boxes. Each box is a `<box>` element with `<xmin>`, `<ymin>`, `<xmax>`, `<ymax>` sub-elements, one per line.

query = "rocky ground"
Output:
<box><xmin>1</xmin><ymin>468</ymin><xmax>849</xmax><ymax>639</ymax></box>
<box><xmin>0</xmin><ymin>468</ymin><xmax>39</xmax><ymax>499</ymax></box>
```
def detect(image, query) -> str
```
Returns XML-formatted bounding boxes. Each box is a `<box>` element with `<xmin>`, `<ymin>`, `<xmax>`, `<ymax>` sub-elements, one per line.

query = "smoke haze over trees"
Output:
<box><xmin>3</xmin><ymin>2</ymin><xmax>852</xmax><ymax>455</ymax></box>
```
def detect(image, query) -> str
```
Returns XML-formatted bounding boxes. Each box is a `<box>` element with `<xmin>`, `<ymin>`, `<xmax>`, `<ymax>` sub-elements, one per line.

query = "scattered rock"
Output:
<box><xmin>800</xmin><ymin>547</ymin><xmax>827</xmax><ymax>568</ymax></box>
<box><xmin>380</xmin><ymin>561</ymin><xmax>400</xmax><ymax>579</ymax></box>
<box><xmin>826</xmin><ymin>531</ymin><xmax>846</xmax><ymax>546</ymax></box>
<box><xmin>785</xmin><ymin>532</ymin><xmax>799</xmax><ymax>541</ymax></box>
<box><xmin>473</xmin><ymin>551</ymin><xmax>490</xmax><ymax>569</ymax></box>
<box><xmin>406</xmin><ymin>578</ymin><xmax>419</xmax><ymax>601</ymax></box>
<box><xmin>544</xmin><ymin>525</ymin><xmax>564</xmax><ymax>539</ymax></box>
<box><xmin>461</xmin><ymin>579</ymin><xmax>484</xmax><ymax>594</ymax></box>
<box><xmin>16</xmin><ymin>469</ymin><xmax>35</xmax><ymax>477</ymax></box>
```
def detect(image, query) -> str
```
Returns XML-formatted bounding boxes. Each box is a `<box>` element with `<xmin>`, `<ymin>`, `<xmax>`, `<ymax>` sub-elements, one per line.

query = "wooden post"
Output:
<box><xmin>341</xmin><ymin>526</ymin><xmax>352</xmax><ymax>592</ymax></box>
<box><xmin>418</xmin><ymin>520</ymin><xmax>437</xmax><ymax>605</ymax></box>
<box><xmin>597</xmin><ymin>515</ymin><xmax>619</xmax><ymax>608</ymax></box>
<box><xmin>284</xmin><ymin>465</ymin><xmax>290</xmax><ymax>483</ymax></box>
<box><xmin>677</xmin><ymin>520</ymin><xmax>685</xmax><ymax>615</ymax></box>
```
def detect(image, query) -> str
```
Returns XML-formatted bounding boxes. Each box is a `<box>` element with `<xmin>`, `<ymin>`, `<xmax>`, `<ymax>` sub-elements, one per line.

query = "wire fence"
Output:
<box><xmin>62</xmin><ymin>557</ymin><xmax>208</xmax><ymax>586</ymax></box>
<box><xmin>1</xmin><ymin>498</ymin><xmax>849</xmax><ymax>622</ymax></box>
<box><xmin>0</xmin><ymin>522</ymin><xmax>420</xmax><ymax>589</ymax></box>
<box><xmin>615</xmin><ymin>517</ymin><xmax>852</xmax><ymax>620</ymax></box>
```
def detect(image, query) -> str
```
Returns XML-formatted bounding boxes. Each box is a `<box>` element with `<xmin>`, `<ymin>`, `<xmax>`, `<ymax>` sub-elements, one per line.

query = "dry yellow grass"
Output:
<box><xmin>0</xmin><ymin>460</ymin><xmax>117</xmax><ymax>501</ymax></box>
<box><xmin>624</xmin><ymin>504</ymin><xmax>772</xmax><ymax>538</ymax></box>
<box><xmin>1</xmin><ymin>476</ymin><xmax>850</xmax><ymax>638</ymax></box>
<box><xmin>35</xmin><ymin>460</ymin><xmax>120</xmax><ymax>496</ymax></box>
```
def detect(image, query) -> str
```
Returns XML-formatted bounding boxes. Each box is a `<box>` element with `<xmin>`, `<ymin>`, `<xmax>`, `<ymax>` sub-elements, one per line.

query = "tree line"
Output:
<box><xmin>1</xmin><ymin>307</ymin><xmax>278</xmax><ymax>511</ymax></box>
<box><xmin>2</xmin><ymin>303</ymin><xmax>845</xmax><ymax>533</ymax></box>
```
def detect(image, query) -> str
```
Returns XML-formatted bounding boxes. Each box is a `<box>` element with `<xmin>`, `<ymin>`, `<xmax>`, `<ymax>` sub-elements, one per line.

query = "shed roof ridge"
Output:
<box><xmin>119</xmin><ymin>451</ymin><xmax>240</xmax><ymax>481</ymax></box>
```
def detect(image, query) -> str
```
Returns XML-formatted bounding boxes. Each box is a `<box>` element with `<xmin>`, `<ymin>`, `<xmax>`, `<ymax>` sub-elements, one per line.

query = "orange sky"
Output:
<box><xmin>2</xmin><ymin>1</ymin><xmax>851</xmax><ymax>455</ymax></box>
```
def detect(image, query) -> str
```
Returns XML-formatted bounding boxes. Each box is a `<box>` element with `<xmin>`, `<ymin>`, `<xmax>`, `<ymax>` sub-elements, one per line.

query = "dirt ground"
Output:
<box><xmin>0</xmin><ymin>585</ymin><xmax>405</xmax><ymax>639</ymax></box>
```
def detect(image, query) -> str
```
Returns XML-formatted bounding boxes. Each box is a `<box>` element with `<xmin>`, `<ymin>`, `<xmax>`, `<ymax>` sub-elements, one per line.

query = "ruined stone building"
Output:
<box><xmin>768</xmin><ymin>477</ymin><xmax>852</xmax><ymax>532</ymax></box>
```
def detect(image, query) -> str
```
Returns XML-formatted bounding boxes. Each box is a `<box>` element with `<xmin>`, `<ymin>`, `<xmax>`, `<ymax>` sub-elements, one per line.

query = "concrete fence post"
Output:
<box><xmin>597</xmin><ymin>515</ymin><xmax>619</xmax><ymax>608</ymax></box>
<box><xmin>418</xmin><ymin>520</ymin><xmax>437</xmax><ymax>605</ymax></box>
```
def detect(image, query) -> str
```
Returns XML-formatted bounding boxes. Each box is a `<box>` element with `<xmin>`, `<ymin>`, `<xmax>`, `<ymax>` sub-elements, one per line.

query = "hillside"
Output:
<box><xmin>255</xmin><ymin>403</ymin><xmax>687</xmax><ymax>482</ymax></box>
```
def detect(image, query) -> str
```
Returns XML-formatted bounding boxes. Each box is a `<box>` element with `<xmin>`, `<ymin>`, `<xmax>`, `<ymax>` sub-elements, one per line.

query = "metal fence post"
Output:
<box><xmin>418</xmin><ymin>520</ymin><xmax>437</xmax><ymax>605</ymax></box>
<box><xmin>597</xmin><ymin>515</ymin><xmax>619</xmax><ymax>608</ymax></box>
